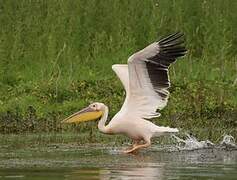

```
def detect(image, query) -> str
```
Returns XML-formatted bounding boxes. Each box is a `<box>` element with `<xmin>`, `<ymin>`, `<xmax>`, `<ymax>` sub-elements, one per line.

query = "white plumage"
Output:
<box><xmin>63</xmin><ymin>32</ymin><xmax>187</xmax><ymax>153</ymax></box>
<box><xmin>106</xmin><ymin>33</ymin><xmax>186</xmax><ymax>152</ymax></box>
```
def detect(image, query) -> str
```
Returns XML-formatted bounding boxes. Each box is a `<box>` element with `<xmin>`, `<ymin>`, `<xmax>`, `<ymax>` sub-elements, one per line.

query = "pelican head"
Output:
<box><xmin>61</xmin><ymin>102</ymin><xmax>104</xmax><ymax>124</ymax></box>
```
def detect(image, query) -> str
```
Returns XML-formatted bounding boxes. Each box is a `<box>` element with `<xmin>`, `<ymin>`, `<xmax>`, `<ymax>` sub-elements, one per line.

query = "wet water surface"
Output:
<box><xmin>0</xmin><ymin>144</ymin><xmax>236</xmax><ymax>180</ymax></box>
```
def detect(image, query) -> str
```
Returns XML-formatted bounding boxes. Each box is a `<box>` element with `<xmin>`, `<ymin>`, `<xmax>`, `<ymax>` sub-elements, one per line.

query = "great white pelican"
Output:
<box><xmin>62</xmin><ymin>32</ymin><xmax>187</xmax><ymax>153</ymax></box>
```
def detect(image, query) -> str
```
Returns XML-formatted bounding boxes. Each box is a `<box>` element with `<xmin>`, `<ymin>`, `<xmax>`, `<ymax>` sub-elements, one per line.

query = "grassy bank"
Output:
<box><xmin>0</xmin><ymin>79</ymin><xmax>236</xmax><ymax>142</ymax></box>
<box><xmin>0</xmin><ymin>0</ymin><xmax>236</xmax><ymax>141</ymax></box>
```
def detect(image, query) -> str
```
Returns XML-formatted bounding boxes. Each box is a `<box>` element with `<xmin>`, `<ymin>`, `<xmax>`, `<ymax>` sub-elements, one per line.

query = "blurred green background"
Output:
<box><xmin>0</xmin><ymin>0</ymin><xmax>236</xmax><ymax>142</ymax></box>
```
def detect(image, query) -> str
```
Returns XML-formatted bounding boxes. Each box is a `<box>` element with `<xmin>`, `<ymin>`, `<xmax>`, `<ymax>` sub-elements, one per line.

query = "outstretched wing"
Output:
<box><xmin>113</xmin><ymin>32</ymin><xmax>187</xmax><ymax>121</ymax></box>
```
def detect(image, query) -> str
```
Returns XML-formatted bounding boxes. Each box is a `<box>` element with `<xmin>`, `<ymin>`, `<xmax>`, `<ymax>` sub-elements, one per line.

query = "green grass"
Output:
<box><xmin>0</xmin><ymin>0</ymin><xmax>236</xmax><ymax>142</ymax></box>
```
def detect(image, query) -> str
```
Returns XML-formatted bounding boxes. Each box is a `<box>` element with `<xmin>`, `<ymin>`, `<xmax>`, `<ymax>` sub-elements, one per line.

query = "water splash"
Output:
<box><xmin>171</xmin><ymin>134</ymin><xmax>214</xmax><ymax>150</ymax></box>
<box><xmin>108</xmin><ymin>134</ymin><xmax>237</xmax><ymax>154</ymax></box>
<box><xmin>171</xmin><ymin>134</ymin><xmax>236</xmax><ymax>151</ymax></box>
<box><xmin>219</xmin><ymin>135</ymin><xmax>237</xmax><ymax>149</ymax></box>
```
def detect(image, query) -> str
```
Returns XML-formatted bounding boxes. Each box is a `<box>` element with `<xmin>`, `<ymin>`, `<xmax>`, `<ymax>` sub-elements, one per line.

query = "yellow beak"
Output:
<box><xmin>61</xmin><ymin>106</ymin><xmax>103</xmax><ymax>124</ymax></box>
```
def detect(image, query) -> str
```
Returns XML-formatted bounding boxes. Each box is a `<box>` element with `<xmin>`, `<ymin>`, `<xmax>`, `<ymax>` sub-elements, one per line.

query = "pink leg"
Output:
<box><xmin>124</xmin><ymin>139</ymin><xmax>151</xmax><ymax>154</ymax></box>
<box><xmin>133</xmin><ymin>140</ymin><xmax>140</xmax><ymax>148</ymax></box>
<box><xmin>124</xmin><ymin>140</ymin><xmax>140</xmax><ymax>151</ymax></box>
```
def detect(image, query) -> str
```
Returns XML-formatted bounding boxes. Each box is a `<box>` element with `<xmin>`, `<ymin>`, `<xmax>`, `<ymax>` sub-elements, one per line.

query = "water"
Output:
<box><xmin>0</xmin><ymin>135</ymin><xmax>236</xmax><ymax>180</ymax></box>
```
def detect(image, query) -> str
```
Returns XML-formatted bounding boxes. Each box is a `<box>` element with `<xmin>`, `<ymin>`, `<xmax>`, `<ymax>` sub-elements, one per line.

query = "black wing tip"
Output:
<box><xmin>158</xmin><ymin>32</ymin><xmax>184</xmax><ymax>43</ymax></box>
<box><xmin>144</xmin><ymin>32</ymin><xmax>187</xmax><ymax>97</ymax></box>
<box><xmin>158</xmin><ymin>32</ymin><xmax>187</xmax><ymax>58</ymax></box>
